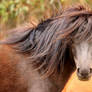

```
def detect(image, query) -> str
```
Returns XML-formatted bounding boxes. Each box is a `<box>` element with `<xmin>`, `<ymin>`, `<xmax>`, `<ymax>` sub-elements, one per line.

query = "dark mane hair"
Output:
<box><xmin>1</xmin><ymin>5</ymin><xmax>92</xmax><ymax>77</ymax></box>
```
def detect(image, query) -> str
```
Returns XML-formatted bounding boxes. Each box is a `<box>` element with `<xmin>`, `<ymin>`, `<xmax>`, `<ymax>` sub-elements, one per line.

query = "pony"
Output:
<box><xmin>62</xmin><ymin>71</ymin><xmax>92</xmax><ymax>92</ymax></box>
<box><xmin>0</xmin><ymin>4</ymin><xmax>92</xmax><ymax>92</ymax></box>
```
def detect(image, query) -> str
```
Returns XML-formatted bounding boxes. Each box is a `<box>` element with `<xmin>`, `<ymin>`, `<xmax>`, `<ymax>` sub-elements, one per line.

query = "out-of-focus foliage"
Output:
<box><xmin>0</xmin><ymin>0</ymin><xmax>29</xmax><ymax>23</ymax></box>
<box><xmin>0</xmin><ymin>0</ymin><xmax>92</xmax><ymax>29</ymax></box>
<box><xmin>0</xmin><ymin>0</ymin><xmax>62</xmax><ymax>27</ymax></box>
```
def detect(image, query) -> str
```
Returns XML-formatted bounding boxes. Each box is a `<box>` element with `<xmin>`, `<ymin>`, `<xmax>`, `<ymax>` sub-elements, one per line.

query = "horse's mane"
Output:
<box><xmin>1</xmin><ymin>5</ymin><xmax>92</xmax><ymax>77</ymax></box>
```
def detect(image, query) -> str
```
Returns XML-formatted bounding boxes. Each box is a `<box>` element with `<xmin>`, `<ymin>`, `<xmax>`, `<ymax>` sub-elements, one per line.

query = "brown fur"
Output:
<box><xmin>0</xmin><ymin>4</ymin><xmax>92</xmax><ymax>92</ymax></box>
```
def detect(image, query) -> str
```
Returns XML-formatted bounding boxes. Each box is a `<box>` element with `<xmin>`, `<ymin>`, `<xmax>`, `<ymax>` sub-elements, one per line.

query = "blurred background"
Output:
<box><xmin>0</xmin><ymin>0</ymin><xmax>92</xmax><ymax>33</ymax></box>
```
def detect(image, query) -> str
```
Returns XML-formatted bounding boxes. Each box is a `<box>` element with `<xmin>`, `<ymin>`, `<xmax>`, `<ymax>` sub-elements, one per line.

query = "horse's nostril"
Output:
<box><xmin>90</xmin><ymin>68</ymin><xmax>92</xmax><ymax>73</ymax></box>
<box><xmin>77</xmin><ymin>68</ymin><xmax>80</xmax><ymax>73</ymax></box>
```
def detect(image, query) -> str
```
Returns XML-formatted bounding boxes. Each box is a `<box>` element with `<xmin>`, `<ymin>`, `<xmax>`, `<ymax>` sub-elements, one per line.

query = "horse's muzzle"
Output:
<box><xmin>77</xmin><ymin>68</ymin><xmax>92</xmax><ymax>81</ymax></box>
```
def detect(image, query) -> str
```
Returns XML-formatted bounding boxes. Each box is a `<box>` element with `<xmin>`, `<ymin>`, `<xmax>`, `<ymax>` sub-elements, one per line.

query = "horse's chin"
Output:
<box><xmin>77</xmin><ymin>74</ymin><xmax>91</xmax><ymax>81</ymax></box>
<box><xmin>78</xmin><ymin>76</ymin><xmax>90</xmax><ymax>81</ymax></box>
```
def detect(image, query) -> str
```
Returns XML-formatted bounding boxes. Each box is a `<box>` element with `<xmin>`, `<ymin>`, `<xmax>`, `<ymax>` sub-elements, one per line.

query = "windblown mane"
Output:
<box><xmin>1</xmin><ymin>5</ymin><xmax>92</xmax><ymax>77</ymax></box>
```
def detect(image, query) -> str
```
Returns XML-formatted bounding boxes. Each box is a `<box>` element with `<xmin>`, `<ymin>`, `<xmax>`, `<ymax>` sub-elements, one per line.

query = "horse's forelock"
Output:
<box><xmin>56</xmin><ymin>5</ymin><xmax>92</xmax><ymax>44</ymax></box>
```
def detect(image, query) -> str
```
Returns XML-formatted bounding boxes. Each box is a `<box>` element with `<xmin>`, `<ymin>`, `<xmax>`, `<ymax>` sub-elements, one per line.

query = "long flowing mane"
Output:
<box><xmin>1</xmin><ymin>5</ymin><xmax>92</xmax><ymax>78</ymax></box>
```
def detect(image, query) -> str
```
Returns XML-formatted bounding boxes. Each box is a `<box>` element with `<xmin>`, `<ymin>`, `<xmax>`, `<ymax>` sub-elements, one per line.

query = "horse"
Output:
<box><xmin>62</xmin><ymin>71</ymin><xmax>92</xmax><ymax>92</ymax></box>
<box><xmin>0</xmin><ymin>4</ymin><xmax>92</xmax><ymax>92</ymax></box>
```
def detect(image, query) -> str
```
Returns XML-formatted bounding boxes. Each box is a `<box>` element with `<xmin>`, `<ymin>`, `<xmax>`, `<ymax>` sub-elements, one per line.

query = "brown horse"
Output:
<box><xmin>0</xmin><ymin>5</ymin><xmax>92</xmax><ymax>92</ymax></box>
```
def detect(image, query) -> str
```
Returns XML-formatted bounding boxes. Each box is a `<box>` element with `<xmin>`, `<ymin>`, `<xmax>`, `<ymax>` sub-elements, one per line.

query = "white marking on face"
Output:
<box><xmin>73</xmin><ymin>41</ymin><xmax>92</xmax><ymax>69</ymax></box>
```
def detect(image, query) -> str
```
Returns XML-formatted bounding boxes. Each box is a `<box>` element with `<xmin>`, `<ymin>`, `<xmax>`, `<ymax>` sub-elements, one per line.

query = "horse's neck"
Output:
<box><xmin>0</xmin><ymin>44</ymin><xmax>58</xmax><ymax>92</ymax></box>
<box><xmin>50</xmin><ymin>60</ymin><xmax>75</xmax><ymax>91</ymax></box>
<box><xmin>0</xmin><ymin>44</ymin><xmax>75</xmax><ymax>92</ymax></box>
